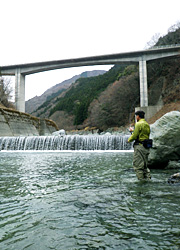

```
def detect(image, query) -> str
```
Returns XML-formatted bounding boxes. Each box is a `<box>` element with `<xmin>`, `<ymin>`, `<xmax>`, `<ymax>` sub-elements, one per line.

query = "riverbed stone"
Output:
<box><xmin>168</xmin><ymin>173</ymin><xmax>180</xmax><ymax>184</ymax></box>
<box><xmin>148</xmin><ymin>111</ymin><xmax>180</xmax><ymax>168</ymax></box>
<box><xmin>52</xmin><ymin>129</ymin><xmax>66</xmax><ymax>136</ymax></box>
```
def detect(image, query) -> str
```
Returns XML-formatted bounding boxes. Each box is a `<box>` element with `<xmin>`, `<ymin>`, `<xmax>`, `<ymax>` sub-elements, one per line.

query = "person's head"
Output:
<box><xmin>135</xmin><ymin>110</ymin><xmax>145</xmax><ymax>121</ymax></box>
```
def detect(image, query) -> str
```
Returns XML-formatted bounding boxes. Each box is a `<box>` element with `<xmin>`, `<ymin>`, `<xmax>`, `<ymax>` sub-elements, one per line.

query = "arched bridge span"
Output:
<box><xmin>1</xmin><ymin>45</ymin><xmax>180</xmax><ymax>112</ymax></box>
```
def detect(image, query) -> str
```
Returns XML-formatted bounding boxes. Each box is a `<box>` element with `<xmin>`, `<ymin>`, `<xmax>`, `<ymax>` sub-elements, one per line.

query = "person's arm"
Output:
<box><xmin>128</xmin><ymin>123</ymin><xmax>140</xmax><ymax>142</ymax></box>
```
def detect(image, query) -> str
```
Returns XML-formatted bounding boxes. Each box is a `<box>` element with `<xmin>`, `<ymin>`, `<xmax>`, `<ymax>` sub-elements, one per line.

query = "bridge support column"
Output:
<box><xmin>139</xmin><ymin>59</ymin><xmax>148</xmax><ymax>107</ymax></box>
<box><xmin>15</xmin><ymin>69</ymin><xmax>25</xmax><ymax>112</ymax></box>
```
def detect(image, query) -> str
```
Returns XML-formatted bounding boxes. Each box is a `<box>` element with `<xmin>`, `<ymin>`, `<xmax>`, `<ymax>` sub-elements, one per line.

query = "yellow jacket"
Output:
<box><xmin>128</xmin><ymin>119</ymin><xmax>150</xmax><ymax>142</ymax></box>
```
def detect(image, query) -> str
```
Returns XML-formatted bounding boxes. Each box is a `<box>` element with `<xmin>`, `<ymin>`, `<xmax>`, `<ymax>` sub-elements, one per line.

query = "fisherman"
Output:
<box><xmin>128</xmin><ymin>110</ymin><xmax>151</xmax><ymax>180</ymax></box>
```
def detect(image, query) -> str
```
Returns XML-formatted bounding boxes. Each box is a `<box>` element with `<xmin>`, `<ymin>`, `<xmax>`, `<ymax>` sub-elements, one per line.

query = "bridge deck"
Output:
<box><xmin>1</xmin><ymin>45</ymin><xmax>180</xmax><ymax>75</ymax></box>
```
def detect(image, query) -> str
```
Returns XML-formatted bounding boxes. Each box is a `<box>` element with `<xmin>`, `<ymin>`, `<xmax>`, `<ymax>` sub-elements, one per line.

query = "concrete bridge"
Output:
<box><xmin>0</xmin><ymin>45</ymin><xmax>180</xmax><ymax>113</ymax></box>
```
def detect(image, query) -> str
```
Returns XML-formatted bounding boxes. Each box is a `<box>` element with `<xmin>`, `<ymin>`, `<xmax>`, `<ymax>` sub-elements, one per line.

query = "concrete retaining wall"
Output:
<box><xmin>0</xmin><ymin>108</ymin><xmax>58</xmax><ymax>136</ymax></box>
<box><xmin>135</xmin><ymin>105</ymin><xmax>163</xmax><ymax>121</ymax></box>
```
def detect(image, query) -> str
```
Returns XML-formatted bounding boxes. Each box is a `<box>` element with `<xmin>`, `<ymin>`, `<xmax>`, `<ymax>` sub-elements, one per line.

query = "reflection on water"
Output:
<box><xmin>0</xmin><ymin>151</ymin><xmax>180</xmax><ymax>250</ymax></box>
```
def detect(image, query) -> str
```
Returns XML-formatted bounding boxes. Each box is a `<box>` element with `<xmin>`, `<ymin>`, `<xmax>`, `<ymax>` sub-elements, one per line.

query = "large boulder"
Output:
<box><xmin>148</xmin><ymin>111</ymin><xmax>180</xmax><ymax>168</ymax></box>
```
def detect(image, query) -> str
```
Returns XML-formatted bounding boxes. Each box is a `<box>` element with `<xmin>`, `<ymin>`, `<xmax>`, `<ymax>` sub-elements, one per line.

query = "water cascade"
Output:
<box><xmin>0</xmin><ymin>134</ymin><xmax>131</xmax><ymax>151</ymax></box>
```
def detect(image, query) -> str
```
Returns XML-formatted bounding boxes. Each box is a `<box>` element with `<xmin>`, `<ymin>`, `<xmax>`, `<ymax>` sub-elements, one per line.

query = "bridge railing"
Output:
<box><xmin>148</xmin><ymin>44</ymin><xmax>180</xmax><ymax>50</ymax></box>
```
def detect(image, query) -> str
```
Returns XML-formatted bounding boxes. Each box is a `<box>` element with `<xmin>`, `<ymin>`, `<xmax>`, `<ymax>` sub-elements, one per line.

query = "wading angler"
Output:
<box><xmin>128</xmin><ymin>110</ymin><xmax>152</xmax><ymax>180</ymax></box>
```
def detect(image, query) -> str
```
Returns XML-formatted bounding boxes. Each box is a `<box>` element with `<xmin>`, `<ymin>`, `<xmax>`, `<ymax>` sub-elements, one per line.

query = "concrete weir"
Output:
<box><xmin>0</xmin><ymin>108</ymin><xmax>58</xmax><ymax>136</ymax></box>
<box><xmin>1</xmin><ymin>45</ymin><xmax>180</xmax><ymax>115</ymax></box>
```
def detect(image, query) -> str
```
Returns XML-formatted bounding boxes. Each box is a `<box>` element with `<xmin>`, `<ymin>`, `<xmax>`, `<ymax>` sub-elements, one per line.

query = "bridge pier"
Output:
<box><xmin>139</xmin><ymin>59</ymin><xmax>148</xmax><ymax>107</ymax></box>
<box><xmin>14</xmin><ymin>60</ymin><xmax>149</xmax><ymax>113</ymax></box>
<box><xmin>135</xmin><ymin>105</ymin><xmax>163</xmax><ymax>121</ymax></box>
<box><xmin>15</xmin><ymin>69</ymin><xmax>25</xmax><ymax>112</ymax></box>
<box><xmin>1</xmin><ymin>45</ymin><xmax>179</xmax><ymax>113</ymax></box>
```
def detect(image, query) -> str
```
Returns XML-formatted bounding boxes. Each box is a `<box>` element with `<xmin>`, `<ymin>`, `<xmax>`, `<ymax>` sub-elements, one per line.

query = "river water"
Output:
<box><xmin>0</xmin><ymin>151</ymin><xmax>180</xmax><ymax>250</ymax></box>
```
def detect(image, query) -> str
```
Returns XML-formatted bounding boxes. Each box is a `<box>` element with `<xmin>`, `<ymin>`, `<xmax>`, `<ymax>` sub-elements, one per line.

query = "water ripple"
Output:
<box><xmin>0</xmin><ymin>152</ymin><xmax>180</xmax><ymax>249</ymax></box>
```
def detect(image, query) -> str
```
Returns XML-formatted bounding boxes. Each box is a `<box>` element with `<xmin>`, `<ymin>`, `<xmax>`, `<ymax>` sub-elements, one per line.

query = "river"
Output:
<box><xmin>0</xmin><ymin>151</ymin><xmax>180</xmax><ymax>250</ymax></box>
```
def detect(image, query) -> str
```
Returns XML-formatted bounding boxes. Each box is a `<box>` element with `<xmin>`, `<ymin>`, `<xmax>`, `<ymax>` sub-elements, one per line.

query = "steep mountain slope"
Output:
<box><xmin>51</xmin><ymin>27</ymin><xmax>180</xmax><ymax>131</ymax></box>
<box><xmin>26</xmin><ymin>24</ymin><xmax>180</xmax><ymax>131</ymax></box>
<box><xmin>25</xmin><ymin>70</ymin><xmax>106</xmax><ymax>114</ymax></box>
<box><xmin>33</xmin><ymin>64</ymin><xmax>129</xmax><ymax>130</ymax></box>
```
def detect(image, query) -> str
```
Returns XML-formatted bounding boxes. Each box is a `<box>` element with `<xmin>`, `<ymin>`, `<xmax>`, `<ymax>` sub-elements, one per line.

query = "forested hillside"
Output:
<box><xmin>30</xmin><ymin>23</ymin><xmax>180</xmax><ymax>131</ymax></box>
<box><xmin>49</xmin><ymin>65</ymin><xmax>128</xmax><ymax>125</ymax></box>
<box><xmin>26</xmin><ymin>70</ymin><xmax>106</xmax><ymax>114</ymax></box>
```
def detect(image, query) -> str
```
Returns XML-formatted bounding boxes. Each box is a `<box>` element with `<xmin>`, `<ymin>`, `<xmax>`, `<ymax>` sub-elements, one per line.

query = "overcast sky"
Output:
<box><xmin>1</xmin><ymin>0</ymin><xmax>180</xmax><ymax>101</ymax></box>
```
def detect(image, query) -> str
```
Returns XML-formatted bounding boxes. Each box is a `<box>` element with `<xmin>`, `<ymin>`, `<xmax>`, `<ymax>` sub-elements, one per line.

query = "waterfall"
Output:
<box><xmin>0</xmin><ymin>135</ymin><xmax>132</xmax><ymax>151</ymax></box>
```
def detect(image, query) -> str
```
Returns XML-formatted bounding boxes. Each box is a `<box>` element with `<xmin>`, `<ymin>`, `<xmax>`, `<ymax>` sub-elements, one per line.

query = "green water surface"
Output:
<box><xmin>0</xmin><ymin>151</ymin><xmax>180</xmax><ymax>250</ymax></box>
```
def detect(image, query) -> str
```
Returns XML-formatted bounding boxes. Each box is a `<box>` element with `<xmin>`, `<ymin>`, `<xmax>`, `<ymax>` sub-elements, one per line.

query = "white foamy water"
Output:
<box><xmin>0</xmin><ymin>134</ymin><xmax>132</xmax><ymax>151</ymax></box>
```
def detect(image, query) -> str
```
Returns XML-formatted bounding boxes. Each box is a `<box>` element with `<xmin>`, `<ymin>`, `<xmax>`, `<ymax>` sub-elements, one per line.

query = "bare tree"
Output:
<box><xmin>168</xmin><ymin>21</ymin><xmax>180</xmax><ymax>33</ymax></box>
<box><xmin>87</xmin><ymin>72</ymin><xmax>139</xmax><ymax>130</ymax></box>
<box><xmin>144</xmin><ymin>33</ymin><xmax>161</xmax><ymax>49</ymax></box>
<box><xmin>0</xmin><ymin>77</ymin><xmax>14</xmax><ymax>108</ymax></box>
<box><xmin>145</xmin><ymin>21</ymin><xmax>180</xmax><ymax>49</ymax></box>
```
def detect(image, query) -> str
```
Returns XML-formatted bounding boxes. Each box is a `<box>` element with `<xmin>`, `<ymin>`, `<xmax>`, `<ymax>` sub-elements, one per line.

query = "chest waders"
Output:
<box><xmin>133</xmin><ymin>144</ymin><xmax>151</xmax><ymax>180</ymax></box>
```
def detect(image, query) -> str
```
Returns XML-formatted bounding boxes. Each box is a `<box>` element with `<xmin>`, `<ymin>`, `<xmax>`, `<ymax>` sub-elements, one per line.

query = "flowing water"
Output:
<box><xmin>0</xmin><ymin>135</ymin><xmax>131</xmax><ymax>151</ymax></box>
<box><xmin>0</xmin><ymin>151</ymin><xmax>180</xmax><ymax>250</ymax></box>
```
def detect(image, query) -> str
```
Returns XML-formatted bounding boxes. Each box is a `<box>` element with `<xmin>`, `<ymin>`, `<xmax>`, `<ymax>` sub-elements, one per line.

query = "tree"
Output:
<box><xmin>168</xmin><ymin>21</ymin><xmax>180</xmax><ymax>33</ymax></box>
<box><xmin>87</xmin><ymin>72</ymin><xmax>140</xmax><ymax>130</ymax></box>
<box><xmin>144</xmin><ymin>33</ymin><xmax>161</xmax><ymax>49</ymax></box>
<box><xmin>0</xmin><ymin>77</ymin><xmax>14</xmax><ymax>108</ymax></box>
<box><xmin>145</xmin><ymin>21</ymin><xmax>180</xmax><ymax>49</ymax></box>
